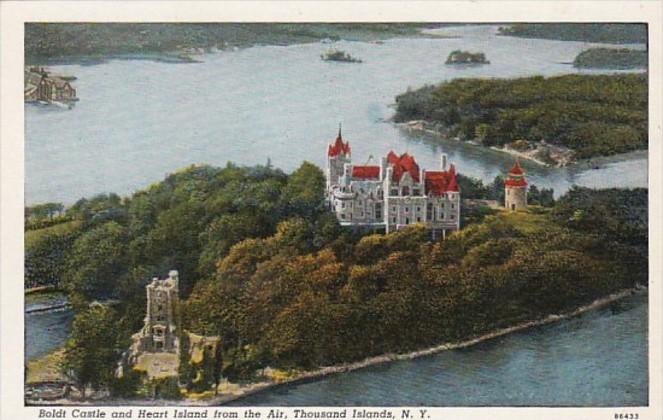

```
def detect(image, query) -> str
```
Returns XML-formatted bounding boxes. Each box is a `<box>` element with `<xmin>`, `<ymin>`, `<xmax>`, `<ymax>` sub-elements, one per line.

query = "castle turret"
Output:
<box><xmin>326</xmin><ymin>125</ymin><xmax>351</xmax><ymax>189</ymax></box>
<box><xmin>504</xmin><ymin>160</ymin><xmax>528</xmax><ymax>211</ymax></box>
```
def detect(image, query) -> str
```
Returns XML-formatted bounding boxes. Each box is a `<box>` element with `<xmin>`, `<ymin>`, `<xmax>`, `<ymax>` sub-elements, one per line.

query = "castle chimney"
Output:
<box><xmin>168</xmin><ymin>270</ymin><xmax>179</xmax><ymax>289</ymax></box>
<box><xmin>379</xmin><ymin>156</ymin><xmax>388</xmax><ymax>180</ymax></box>
<box><xmin>441</xmin><ymin>154</ymin><xmax>448</xmax><ymax>171</ymax></box>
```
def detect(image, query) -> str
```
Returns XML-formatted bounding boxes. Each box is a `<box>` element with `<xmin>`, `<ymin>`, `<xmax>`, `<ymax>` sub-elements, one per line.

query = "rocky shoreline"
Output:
<box><xmin>398</xmin><ymin>119</ymin><xmax>646</xmax><ymax>168</ymax></box>
<box><xmin>28</xmin><ymin>285</ymin><xmax>646</xmax><ymax>406</ymax></box>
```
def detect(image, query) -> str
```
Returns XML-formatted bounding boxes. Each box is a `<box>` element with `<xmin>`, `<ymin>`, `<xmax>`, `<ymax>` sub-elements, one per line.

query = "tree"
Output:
<box><xmin>281</xmin><ymin>161</ymin><xmax>326</xmax><ymax>220</ymax></box>
<box><xmin>63</xmin><ymin>221</ymin><xmax>129</xmax><ymax>302</ymax></box>
<box><xmin>62</xmin><ymin>304</ymin><xmax>118</xmax><ymax>399</ymax></box>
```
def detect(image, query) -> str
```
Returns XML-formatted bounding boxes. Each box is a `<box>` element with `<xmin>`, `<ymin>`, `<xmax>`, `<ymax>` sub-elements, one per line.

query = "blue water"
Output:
<box><xmin>25</xmin><ymin>296</ymin><xmax>73</xmax><ymax>361</ymax></box>
<box><xmin>25</xmin><ymin>25</ymin><xmax>647</xmax><ymax>205</ymax></box>
<box><xmin>229</xmin><ymin>293</ymin><xmax>648</xmax><ymax>407</ymax></box>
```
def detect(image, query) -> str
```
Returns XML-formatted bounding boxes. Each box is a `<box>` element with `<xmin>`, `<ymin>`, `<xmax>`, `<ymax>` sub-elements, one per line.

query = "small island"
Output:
<box><xmin>321</xmin><ymin>48</ymin><xmax>362</xmax><ymax>63</ymax></box>
<box><xmin>445</xmin><ymin>50</ymin><xmax>489</xmax><ymax>65</ymax></box>
<box><xmin>573</xmin><ymin>48</ymin><xmax>647</xmax><ymax>69</ymax></box>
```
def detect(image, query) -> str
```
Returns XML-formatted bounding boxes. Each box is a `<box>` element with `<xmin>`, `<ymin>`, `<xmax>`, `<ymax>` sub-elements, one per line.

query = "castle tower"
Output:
<box><xmin>140</xmin><ymin>270</ymin><xmax>180</xmax><ymax>353</ymax></box>
<box><xmin>326</xmin><ymin>124</ymin><xmax>351</xmax><ymax>189</ymax></box>
<box><xmin>504</xmin><ymin>160</ymin><xmax>528</xmax><ymax>211</ymax></box>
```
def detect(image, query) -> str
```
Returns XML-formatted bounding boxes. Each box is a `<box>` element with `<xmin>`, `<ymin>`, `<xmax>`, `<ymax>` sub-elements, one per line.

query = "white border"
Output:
<box><xmin>1</xmin><ymin>2</ymin><xmax>661</xmax><ymax>419</ymax></box>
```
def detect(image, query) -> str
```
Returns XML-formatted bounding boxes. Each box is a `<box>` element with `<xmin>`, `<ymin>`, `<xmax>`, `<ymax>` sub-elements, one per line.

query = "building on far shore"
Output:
<box><xmin>326</xmin><ymin>128</ymin><xmax>460</xmax><ymax>237</ymax></box>
<box><xmin>504</xmin><ymin>160</ymin><xmax>528</xmax><ymax>211</ymax></box>
<box><xmin>24</xmin><ymin>66</ymin><xmax>77</xmax><ymax>105</ymax></box>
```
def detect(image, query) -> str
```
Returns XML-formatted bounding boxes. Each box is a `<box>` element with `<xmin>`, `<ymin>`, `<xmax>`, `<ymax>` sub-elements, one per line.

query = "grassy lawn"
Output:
<box><xmin>25</xmin><ymin>220</ymin><xmax>81</xmax><ymax>249</ymax></box>
<box><xmin>26</xmin><ymin>347</ymin><xmax>66</xmax><ymax>384</ymax></box>
<box><xmin>25</xmin><ymin>288</ymin><xmax>66</xmax><ymax>305</ymax></box>
<box><xmin>497</xmin><ymin>207</ymin><xmax>554</xmax><ymax>235</ymax></box>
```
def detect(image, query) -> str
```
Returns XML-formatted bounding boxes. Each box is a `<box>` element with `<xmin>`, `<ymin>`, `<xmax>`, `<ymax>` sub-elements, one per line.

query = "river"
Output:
<box><xmin>24</xmin><ymin>24</ymin><xmax>648</xmax><ymax>406</ymax></box>
<box><xmin>25</xmin><ymin>25</ymin><xmax>647</xmax><ymax>206</ymax></box>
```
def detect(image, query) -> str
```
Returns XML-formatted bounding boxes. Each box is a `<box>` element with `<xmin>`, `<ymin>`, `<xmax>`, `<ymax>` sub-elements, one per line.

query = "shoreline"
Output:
<box><xmin>213</xmin><ymin>285</ymin><xmax>646</xmax><ymax>406</ymax></box>
<box><xmin>397</xmin><ymin>120</ymin><xmax>647</xmax><ymax>169</ymax></box>
<box><xmin>29</xmin><ymin>285</ymin><xmax>645</xmax><ymax>406</ymax></box>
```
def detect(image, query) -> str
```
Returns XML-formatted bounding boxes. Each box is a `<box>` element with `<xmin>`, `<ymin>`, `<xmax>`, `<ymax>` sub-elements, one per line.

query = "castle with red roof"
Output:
<box><xmin>326</xmin><ymin>128</ymin><xmax>460</xmax><ymax>235</ymax></box>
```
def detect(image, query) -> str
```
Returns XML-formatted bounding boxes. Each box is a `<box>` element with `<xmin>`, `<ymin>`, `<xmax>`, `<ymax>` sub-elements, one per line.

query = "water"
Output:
<box><xmin>25</xmin><ymin>25</ymin><xmax>647</xmax><ymax>205</ymax></box>
<box><xmin>25</xmin><ymin>296</ymin><xmax>73</xmax><ymax>361</ymax></box>
<box><xmin>229</xmin><ymin>293</ymin><xmax>648</xmax><ymax>407</ymax></box>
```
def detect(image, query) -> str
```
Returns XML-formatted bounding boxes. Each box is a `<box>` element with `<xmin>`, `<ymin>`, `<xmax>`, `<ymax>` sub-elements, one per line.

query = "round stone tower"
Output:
<box><xmin>504</xmin><ymin>160</ymin><xmax>528</xmax><ymax>211</ymax></box>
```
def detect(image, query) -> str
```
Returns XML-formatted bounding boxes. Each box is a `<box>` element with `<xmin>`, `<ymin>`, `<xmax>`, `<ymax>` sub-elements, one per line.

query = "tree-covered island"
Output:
<box><xmin>573</xmin><ymin>48</ymin><xmax>647</xmax><ymax>70</ymax></box>
<box><xmin>321</xmin><ymin>49</ymin><xmax>362</xmax><ymax>63</ymax></box>
<box><xmin>25</xmin><ymin>159</ymin><xmax>647</xmax><ymax>403</ymax></box>
<box><xmin>497</xmin><ymin>24</ymin><xmax>647</xmax><ymax>44</ymax></box>
<box><xmin>445</xmin><ymin>50</ymin><xmax>489</xmax><ymax>65</ymax></box>
<box><xmin>394</xmin><ymin>74</ymin><xmax>647</xmax><ymax>165</ymax></box>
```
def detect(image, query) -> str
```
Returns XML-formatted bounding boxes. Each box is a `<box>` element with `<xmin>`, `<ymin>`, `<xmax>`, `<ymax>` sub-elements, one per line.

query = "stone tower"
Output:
<box><xmin>504</xmin><ymin>160</ymin><xmax>528</xmax><ymax>211</ymax></box>
<box><xmin>326</xmin><ymin>125</ymin><xmax>351</xmax><ymax>189</ymax></box>
<box><xmin>133</xmin><ymin>270</ymin><xmax>180</xmax><ymax>353</ymax></box>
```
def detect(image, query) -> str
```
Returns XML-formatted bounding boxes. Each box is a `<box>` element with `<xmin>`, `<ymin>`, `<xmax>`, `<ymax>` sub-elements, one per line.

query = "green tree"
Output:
<box><xmin>63</xmin><ymin>221</ymin><xmax>129</xmax><ymax>303</ymax></box>
<box><xmin>62</xmin><ymin>304</ymin><xmax>118</xmax><ymax>399</ymax></box>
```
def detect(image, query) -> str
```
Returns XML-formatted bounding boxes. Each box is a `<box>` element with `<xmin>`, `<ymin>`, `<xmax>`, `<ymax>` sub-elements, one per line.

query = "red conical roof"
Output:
<box><xmin>509</xmin><ymin>160</ymin><xmax>524</xmax><ymax>176</ymax></box>
<box><xmin>328</xmin><ymin>134</ymin><xmax>350</xmax><ymax>157</ymax></box>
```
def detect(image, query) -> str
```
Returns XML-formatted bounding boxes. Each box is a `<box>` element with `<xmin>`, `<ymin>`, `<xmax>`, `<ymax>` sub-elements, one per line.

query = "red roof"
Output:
<box><xmin>387</xmin><ymin>151</ymin><xmax>420</xmax><ymax>182</ymax></box>
<box><xmin>352</xmin><ymin>165</ymin><xmax>380</xmax><ymax>179</ymax></box>
<box><xmin>424</xmin><ymin>164</ymin><xmax>459</xmax><ymax>195</ymax></box>
<box><xmin>504</xmin><ymin>177</ymin><xmax>528</xmax><ymax>187</ymax></box>
<box><xmin>509</xmin><ymin>160</ymin><xmax>524</xmax><ymax>175</ymax></box>
<box><xmin>328</xmin><ymin>135</ymin><xmax>351</xmax><ymax>157</ymax></box>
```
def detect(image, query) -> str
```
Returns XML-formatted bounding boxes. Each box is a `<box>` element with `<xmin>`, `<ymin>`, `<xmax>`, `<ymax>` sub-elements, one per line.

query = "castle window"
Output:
<box><xmin>451</xmin><ymin>215</ymin><xmax>455</xmax><ymax>220</ymax></box>
<box><xmin>417</xmin><ymin>217</ymin><xmax>421</xmax><ymax>222</ymax></box>
<box><xmin>375</xmin><ymin>203</ymin><xmax>382</xmax><ymax>219</ymax></box>
<box><xmin>391</xmin><ymin>217</ymin><xmax>396</xmax><ymax>223</ymax></box>
<box><xmin>391</xmin><ymin>188</ymin><xmax>398</xmax><ymax>196</ymax></box>
<box><xmin>378</xmin><ymin>190</ymin><xmax>384</xmax><ymax>199</ymax></box>
<box><xmin>427</xmin><ymin>203</ymin><xmax>433</xmax><ymax>220</ymax></box>
<box><xmin>392</xmin><ymin>206</ymin><xmax>396</xmax><ymax>212</ymax></box>
<box><xmin>402</xmin><ymin>187</ymin><xmax>410</xmax><ymax>196</ymax></box>
<box><xmin>441</xmin><ymin>212</ymin><xmax>445</xmax><ymax>219</ymax></box>
<box><xmin>451</xmin><ymin>204</ymin><xmax>455</xmax><ymax>209</ymax></box>
<box><xmin>416</xmin><ymin>206</ymin><xmax>421</xmax><ymax>213</ymax></box>
<box><xmin>405</xmin><ymin>207</ymin><xmax>409</xmax><ymax>213</ymax></box>
<box><xmin>413</xmin><ymin>189</ymin><xmax>420</xmax><ymax>196</ymax></box>
<box><xmin>341</xmin><ymin>214</ymin><xmax>346</xmax><ymax>220</ymax></box>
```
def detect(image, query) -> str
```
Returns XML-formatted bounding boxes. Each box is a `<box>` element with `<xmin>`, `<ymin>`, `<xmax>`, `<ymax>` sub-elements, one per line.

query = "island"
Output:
<box><xmin>445</xmin><ymin>50</ymin><xmax>489</xmax><ymax>65</ymax></box>
<box><xmin>321</xmin><ymin>48</ymin><xmax>362</xmax><ymax>63</ymax></box>
<box><xmin>497</xmin><ymin>23</ymin><xmax>647</xmax><ymax>44</ymax></box>
<box><xmin>393</xmin><ymin>73</ymin><xmax>647</xmax><ymax>165</ymax></box>
<box><xmin>573</xmin><ymin>48</ymin><xmax>647</xmax><ymax>69</ymax></box>
<box><xmin>25</xmin><ymin>152</ymin><xmax>646</xmax><ymax>403</ymax></box>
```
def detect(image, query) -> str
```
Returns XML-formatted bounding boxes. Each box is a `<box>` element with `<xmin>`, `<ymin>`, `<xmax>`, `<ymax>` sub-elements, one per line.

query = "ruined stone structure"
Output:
<box><xmin>504</xmin><ymin>160</ymin><xmax>528</xmax><ymax>211</ymax></box>
<box><xmin>133</xmin><ymin>270</ymin><xmax>180</xmax><ymax>354</ymax></box>
<box><xmin>326</xmin><ymin>128</ymin><xmax>461</xmax><ymax>236</ymax></box>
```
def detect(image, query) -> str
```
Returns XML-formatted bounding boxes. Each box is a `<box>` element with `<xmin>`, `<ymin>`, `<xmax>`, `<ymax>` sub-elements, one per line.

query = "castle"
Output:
<box><xmin>326</xmin><ymin>128</ymin><xmax>461</xmax><ymax>236</ymax></box>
